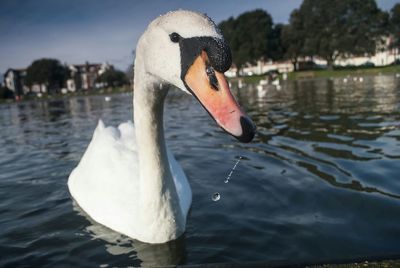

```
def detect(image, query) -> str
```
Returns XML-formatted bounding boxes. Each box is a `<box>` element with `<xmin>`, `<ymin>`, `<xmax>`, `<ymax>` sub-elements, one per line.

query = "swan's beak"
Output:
<box><xmin>184</xmin><ymin>51</ymin><xmax>256</xmax><ymax>143</ymax></box>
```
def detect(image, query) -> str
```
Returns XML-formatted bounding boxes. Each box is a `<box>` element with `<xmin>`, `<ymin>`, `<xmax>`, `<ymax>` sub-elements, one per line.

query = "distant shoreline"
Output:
<box><xmin>2</xmin><ymin>65</ymin><xmax>400</xmax><ymax>104</ymax></box>
<box><xmin>0</xmin><ymin>86</ymin><xmax>132</xmax><ymax>104</ymax></box>
<box><xmin>231</xmin><ymin>64</ymin><xmax>400</xmax><ymax>84</ymax></box>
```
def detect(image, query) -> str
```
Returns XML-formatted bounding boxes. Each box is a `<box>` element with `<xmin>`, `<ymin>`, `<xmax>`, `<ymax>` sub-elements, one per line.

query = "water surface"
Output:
<box><xmin>1</xmin><ymin>75</ymin><xmax>400</xmax><ymax>266</ymax></box>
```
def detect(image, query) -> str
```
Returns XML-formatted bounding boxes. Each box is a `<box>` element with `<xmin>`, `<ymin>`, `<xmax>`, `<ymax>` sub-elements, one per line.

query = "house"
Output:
<box><xmin>4</xmin><ymin>68</ymin><xmax>49</xmax><ymax>96</ymax></box>
<box><xmin>227</xmin><ymin>36</ymin><xmax>400</xmax><ymax>77</ymax></box>
<box><xmin>3</xmin><ymin>68</ymin><xmax>29</xmax><ymax>97</ymax></box>
<box><xmin>66</xmin><ymin>62</ymin><xmax>112</xmax><ymax>92</ymax></box>
<box><xmin>2</xmin><ymin>61</ymin><xmax>114</xmax><ymax>97</ymax></box>
<box><xmin>335</xmin><ymin>36</ymin><xmax>399</xmax><ymax>67</ymax></box>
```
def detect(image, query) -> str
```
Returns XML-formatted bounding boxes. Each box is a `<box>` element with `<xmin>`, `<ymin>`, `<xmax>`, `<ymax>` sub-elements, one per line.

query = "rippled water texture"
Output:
<box><xmin>1</xmin><ymin>75</ymin><xmax>400</xmax><ymax>266</ymax></box>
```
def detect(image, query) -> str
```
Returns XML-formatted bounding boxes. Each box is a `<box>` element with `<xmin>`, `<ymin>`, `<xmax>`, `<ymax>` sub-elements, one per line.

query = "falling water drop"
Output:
<box><xmin>212</xmin><ymin>192</ymin><xmax>220</xmax><ymax>201</ymax></box>
<box><xmin>224</xmin><ymin>156</ymin><xmax>243</xmax><ymax>184</ymax></box>
<box><xmin>211</xmin><ymin>156</ymin><xmax>244</xmax><ymax>201</ymax></box>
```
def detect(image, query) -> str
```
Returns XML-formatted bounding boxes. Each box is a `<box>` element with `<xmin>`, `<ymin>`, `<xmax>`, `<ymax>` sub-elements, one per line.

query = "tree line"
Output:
<box><xmin>1</xmin><ymin>58</ymin><xmax>130</xmax><ymax>99</ymax></box>
<box><xmin>218</xmin><ymin>0</ymin><xmax>400</xmax><ymax>72</ymax></box>
<box><xmin>24</xmin><ymin>59</ymin><xmax>129</xmax><ymax>91</ymax></box>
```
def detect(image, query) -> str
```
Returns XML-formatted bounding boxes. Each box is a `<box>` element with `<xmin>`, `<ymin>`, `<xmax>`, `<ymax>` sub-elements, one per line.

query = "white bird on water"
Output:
<box><xmin>68</xmin><ymin>10</ymin><xmax>256</xmax><ymax>244</ymax></box>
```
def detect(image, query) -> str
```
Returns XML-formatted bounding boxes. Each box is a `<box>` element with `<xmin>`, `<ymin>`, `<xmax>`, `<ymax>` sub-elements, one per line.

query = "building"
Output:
<box><xmin>4</xmin><ymin>68</ymin><xmax>49</xmax><ymax>96</ymax></box>
<box><xmin>66</xmin><ymin>62</ymin><xmax>112</xmax><ymax>92</ymax></box>
<box><xmin>2</xmin><ymin>62</ymin><xmax>114</xmax><ymax>97</ymax></box>
<box><xmin>335</xmin><ymin>36</ymin><xmax>399</xmax><ymax>67</ymax></box>
<box><xmin>226</xmin><ymin>60</ymin><xmax>294</xmax><ymax>77</ymax></box>
<box><xmin>227</xmin><ymin>36</ymin><xmax>400</xmax><ymax>77</ymax></box>
<box><xmin>3</xmin><ymin>68</ymin><xmax>28</xmax><ymax>97</ymax></box>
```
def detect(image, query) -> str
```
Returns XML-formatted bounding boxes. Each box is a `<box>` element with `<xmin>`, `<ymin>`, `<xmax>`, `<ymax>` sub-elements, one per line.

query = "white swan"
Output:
<box><xmin>68</xmin><ymin>10</ymin><xmax>256</xmax><ymax>244</ymax></box>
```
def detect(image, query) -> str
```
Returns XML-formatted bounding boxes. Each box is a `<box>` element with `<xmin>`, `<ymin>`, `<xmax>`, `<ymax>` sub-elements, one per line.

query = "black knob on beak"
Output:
<box><xmin>237</xmin><ymin>116</ymin><xmax>256</xmax><ymax>143</ymax></box>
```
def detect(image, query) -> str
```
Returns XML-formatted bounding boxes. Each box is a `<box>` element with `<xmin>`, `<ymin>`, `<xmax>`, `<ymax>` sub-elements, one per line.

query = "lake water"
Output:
<box><xmin>1</xmin><ymin>75</ymin><xmax>400</xmax><ymax>267</ymax></box>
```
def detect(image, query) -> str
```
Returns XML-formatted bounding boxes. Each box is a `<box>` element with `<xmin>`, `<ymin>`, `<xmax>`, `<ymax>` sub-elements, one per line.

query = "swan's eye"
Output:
<box><xmin>206</xmin><ymin>65</ymin><xmax>219</xmax><ymax>91</ymax></box>
<box><xmin>169</xmin><ymin>32</ymin><xmax>181</xmax><ymax>43</ymax></box>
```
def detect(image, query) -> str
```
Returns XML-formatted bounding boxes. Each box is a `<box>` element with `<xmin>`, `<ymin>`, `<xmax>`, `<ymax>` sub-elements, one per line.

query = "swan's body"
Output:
<box><xmin>68</xmin><ymin>10</ymin><xmax>255</xmax><ymax>244</ymax></box>
<box><xmin>69</xmin><ymin>120</ymin><xmax>191</xmax><ymax>242</ymax></box>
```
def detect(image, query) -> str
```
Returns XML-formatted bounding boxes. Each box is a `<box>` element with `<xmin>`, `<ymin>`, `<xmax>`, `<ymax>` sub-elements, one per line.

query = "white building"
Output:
<box><xmin>3</xmin><ymin>69</ymin><xmax>29</xmax><ymax>97</ymax></box>
<box><xmin>227</xmin><ymin>36</ymin><xmax>399</xmax><ymax>77</ymax></box>
<box><xmin>66</xmin><ymin>62</ymin><xmax>113</xmax><ymax>92</ymax></box>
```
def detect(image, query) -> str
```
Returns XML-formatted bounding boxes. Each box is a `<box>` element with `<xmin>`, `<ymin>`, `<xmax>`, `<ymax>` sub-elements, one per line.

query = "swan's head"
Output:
<box><xmin>137</xmin><ymin>10</ymin><xmax>256</xmax><ymax>142</ymax></box>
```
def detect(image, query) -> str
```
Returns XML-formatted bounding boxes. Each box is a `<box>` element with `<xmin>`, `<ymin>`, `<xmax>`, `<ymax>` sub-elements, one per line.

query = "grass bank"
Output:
<box><xmin>231</xmin><ymin>64</ymin><xmax>400</xmax><ymax>84</ymax></box>
<box><xmin>289</xmin><ymin>64</ymin><xmax>400</xmax><ymax>80</ymax></box>
<box><xmin>313</xmin><ymin>259</ymin><xmax>400</xmax><ymax>267</ymax></box>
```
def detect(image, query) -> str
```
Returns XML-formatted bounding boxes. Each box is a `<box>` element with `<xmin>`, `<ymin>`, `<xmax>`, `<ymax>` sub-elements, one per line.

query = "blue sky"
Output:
<box><xmin>0</xmin><ymin>0</ymin><xmax>398</xmax><ymax>73</ymax></box>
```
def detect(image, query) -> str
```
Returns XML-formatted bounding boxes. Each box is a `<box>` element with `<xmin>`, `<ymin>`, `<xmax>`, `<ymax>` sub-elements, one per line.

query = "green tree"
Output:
<box><xmin>269</xmin><ymin>24</ymin><xmax>285</xmax><ymax>61</ymax></box>
<box><xmin>26</xmin><ymin>58</ymin><xmax>68</xmax><ymax>93</ymax></box>
<box><xmin>282</xmin><ymin>9</ymin><xmax>306</xmax><ymax>71</ymax></box>
<box><xmin>292</xmin><ymin>0</ymin><xmax>388</xmax><ymax>69</ymax></box>
<box><xmin>97</xmin><ymin>68</ymin><xmax>128</xmax><ymax>88</ymax></box>
<box><xmin>390</xmin><ymin>3</ymin><xmax>400</xmax><ymax>53</ymax></box>
<box><xmin>219</xmin><ymin>10</ymin><xmax>275</xmax><ymax>75</ymax></box>
<box><xmin>126</xmin><ymin>63</ymin><xmax>134</xmax><ymax>85</ymax></box>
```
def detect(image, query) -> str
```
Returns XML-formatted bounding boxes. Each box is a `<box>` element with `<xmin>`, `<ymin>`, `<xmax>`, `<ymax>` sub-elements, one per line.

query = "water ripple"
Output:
<box><xmin>1</xmin><ymin>76</ymin><xmax>400</xmax><ymax>266</ymax></box>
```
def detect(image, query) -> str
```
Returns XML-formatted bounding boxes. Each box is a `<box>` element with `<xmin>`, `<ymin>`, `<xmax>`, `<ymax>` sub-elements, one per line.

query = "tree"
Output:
<box><xmin>219</xmin><ymin>10</ymin><xmax>275</xmax><ymax>75</ymax></box>
<box><xmin>269</xmin><ymin>24</ymin><xmax>286</xmax><ymax>61</ymax></box>
<box><xmin>0</xmin><ymin>86</ymin><xmax>14</xmax><ymax>99</ymax></box>
<box><xmin>282</xmin><ymin>9</ymin><xmax>306</xmax><ymax>71</ymax></box>
<box><xmin>26</xmin><ymin>58</ymin><xmax>67</xmax><ymax>93</ymax></box>
<box><xmin>390</xmin><ymin>3</ymin><xmax>400</xmax><ymax>53</ymax></box>
<box><xmin>126</xmin><ymin>63</ymin><xmax>134</xmax><ymax>85</ymax></box>
<box><xmin>126</xmin><ymin>49</ymin><xmax>135</xmax><ymax>84</ymax></box>
<box><xmin>97</xmin><ymin>68</ymin><xmax>128</xmax><ymax>88</ymax></box>
<box><xmin>292</xmin><ymin>0</ymin><xmax>388</xmax><ymax>69</ymax></box>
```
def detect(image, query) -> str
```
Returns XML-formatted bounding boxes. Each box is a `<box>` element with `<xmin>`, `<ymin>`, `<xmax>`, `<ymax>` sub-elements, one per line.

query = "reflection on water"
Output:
<box><xmin>1</xmin><ymin>75</ymin><xmax>400</xmax><ymax>266</ymax></box>
<box><xmin>236</xmin><ymin>76</ymin><xmax>400</xmax><ymax>198</ymax></box>
<box><xmin>73</xmin><ymin>201</ymin><xmax>186</xmax><ymax>267</ymax></box>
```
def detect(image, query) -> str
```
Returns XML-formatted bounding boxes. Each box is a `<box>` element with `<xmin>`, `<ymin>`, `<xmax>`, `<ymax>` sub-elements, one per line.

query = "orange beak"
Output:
<box><xmin>184</xmin><ymin>51</ymin><xmax>256</xmax><ymax>142</ymax></box>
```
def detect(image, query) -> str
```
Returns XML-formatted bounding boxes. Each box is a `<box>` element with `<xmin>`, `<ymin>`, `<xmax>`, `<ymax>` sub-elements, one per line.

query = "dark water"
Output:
<box><xmin>1</xmin><ymin>75</ymin><xmax>400</xmax><ymax>267</ymax></box>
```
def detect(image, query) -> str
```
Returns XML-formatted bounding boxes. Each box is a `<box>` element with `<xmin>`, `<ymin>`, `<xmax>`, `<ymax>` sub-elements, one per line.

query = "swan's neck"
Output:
<box><xmin>133</xmin><ymin>64</ymin><xmax>185</xmax><ymax>242</ymax></box>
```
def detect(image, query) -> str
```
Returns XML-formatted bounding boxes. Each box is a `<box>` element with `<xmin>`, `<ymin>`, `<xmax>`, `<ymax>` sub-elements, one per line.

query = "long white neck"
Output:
<box><xmin>133</xmin><ymin>53</ymin><xmax>185</xmax><ymax>243</ymax></box>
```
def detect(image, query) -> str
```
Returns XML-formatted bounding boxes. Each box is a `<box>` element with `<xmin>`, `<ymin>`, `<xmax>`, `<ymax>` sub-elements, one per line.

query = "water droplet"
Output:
<box><xmin>224</xmin><ymin>156</ymin><xmax>243</xmax><ymax>184</ymax></box>
<box><xmin>212</xmin><ymin>192</ymin><xmax>220</xmax><ymax>201</ymax></box>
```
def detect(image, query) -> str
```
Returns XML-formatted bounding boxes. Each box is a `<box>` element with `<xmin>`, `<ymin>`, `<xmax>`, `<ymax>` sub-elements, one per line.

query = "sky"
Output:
<box><xmin>0</xmin><ymin>0</ymin><xmax>399</xmax><ymax>74</ymax></box>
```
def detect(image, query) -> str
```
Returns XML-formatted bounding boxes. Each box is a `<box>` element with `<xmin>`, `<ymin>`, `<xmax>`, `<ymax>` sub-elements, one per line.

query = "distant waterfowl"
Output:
<box><xmin>271</xmin><ymin>78</ymin><xmax>280</xmax><ymax>86</ymax></box>
<box><xmin>238</xmin><ymin>78</ymin><xmax>244</xmax><ymax>88</ymax></box>
<box><xmin>258</xmin><ymin>71</ymin><xmax>280</xmax><ymax>90</ymax></box>
<box><xmin>68</xmin><ymin>10</ymin><xmax>256</xmax><ymax>244</ymax></box>
<box><xmin>258</xmin><ymin>79</ymin><xmax>268</xmax><ymax>86</ymax></box>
